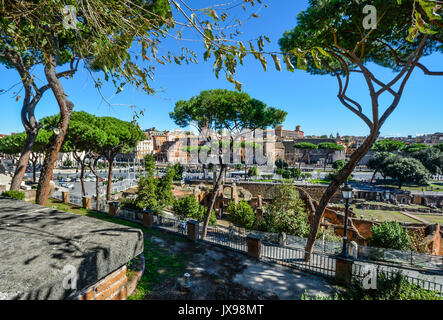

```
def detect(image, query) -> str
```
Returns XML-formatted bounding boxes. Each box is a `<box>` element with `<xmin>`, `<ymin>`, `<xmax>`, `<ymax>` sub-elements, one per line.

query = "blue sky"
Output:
<box><xmin>0</xmin><ymin>1</ymin><xmax>441</xmax><ymax>137</ymax></box>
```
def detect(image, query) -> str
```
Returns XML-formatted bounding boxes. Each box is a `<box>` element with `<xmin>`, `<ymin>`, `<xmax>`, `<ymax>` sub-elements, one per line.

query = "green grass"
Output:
<box><xmin>353</xmin><ymin>208</ymin><xmax>420</xmax><ymax>223</ymax></box>
<box><xmin>45</xmin><ymin>199</ymin><xmax>193</xmax><ymax>300</ymax></box>
<box><xmin>376</xmin><ymin>182</ymin><xmax>443</xmax><ymax>192</ymax></box>
<box><xmin>251</xmin><ymin>178</ymin><xmax>294</xmax><ymax>183</ymax></box>
<box><xmin>127</xmin><ymin>238</ymin><xmax>190</xmax><ymax>300</ymax></box>
<box><xmin>418</xmin><ymin>215</ymin><xmax>443</xmax><ymax>225</ymax></box>
<box><xmin>308</xmin><ymin>179</ymin><xmax>330</xmax><ymax>184</ymax></box>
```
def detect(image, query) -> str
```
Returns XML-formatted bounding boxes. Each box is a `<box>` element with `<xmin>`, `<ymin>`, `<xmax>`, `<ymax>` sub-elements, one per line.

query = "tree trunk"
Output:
<box><xmin>36</xmin><ymin>57</ymin><xmax>74</xmax><ymax>205</ymax></box>
<box><xmin>299</xmin><ymin>151</ymin><xmax>307</xmax><ymax>170</ymax></box>
<box><xmin>10</xmin><ymin>130</ymin><xmax>38</xmax><ymax>190</ymax></box>
<box><xmin>201</xmin><ymin>163</ymin><xmax>227</xmax><ymax>239</ymax></box>
<box><xmin>212</xmin><ymin>166</ymin><xmax>216</xmax><ymax>189</ymax></box>
<box><xmin>323</xmin><ymin>152</ymin><xmax>329</xmax><ymax>172</ymax></box>
<box><xmin>96</xmin><ymin>175</ymin><xmax>101</xmax><ymax>210</ymax></box>
<box><xmin>80</xmin><ymin>163</ymin><xmax>86</xmax><ymax>196</ymax></box>
<box><xmin>106</xmin><ymin>155</ymin><xmax>115</xmax><ymax>201</ymax></box>
<box><xmin>304</xmin><ymin>131</ymin><xmax>379</xmax><ymax>261</ymax></box>
<box><xmin>72</xmin><ymin>150</ymin><xmax>89</xmax><ymax>197</ymax></box>
<box><xmin>89</xmin><ymin>157</ymin><xmax>101</xmax><ymax>211</ymax></box>
<box><xmin>370</xmin><ymin>169</ymin><xmax>378</xmax><ymax>183</ymax></box>
<box><xmin>8</xmin><ymin>53</ymin><xmax>49</xmax><ymax>191</ymax></box>
<box><xmin>31</xmin><ymin>155</ymin><xmax>38</xmax><ymax>183</ymax></box>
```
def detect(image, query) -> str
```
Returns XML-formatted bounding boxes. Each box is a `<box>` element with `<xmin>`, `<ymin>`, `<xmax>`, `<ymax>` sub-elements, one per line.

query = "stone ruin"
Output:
<box><xmin>189</xmin><ymin>181</ymin><xmax>443</xmax><ymax>256</ymax></box>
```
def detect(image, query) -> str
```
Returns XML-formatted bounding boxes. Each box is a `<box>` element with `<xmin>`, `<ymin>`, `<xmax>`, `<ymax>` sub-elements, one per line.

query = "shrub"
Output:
<box><xmin>173</xmin><ymin>195</ymin><xmax>200</xmax><ymax>220</ymax></box>
<box><xmin>256</xmin><ymin>185</ymin><xmax>310</xmax><ymax>237</ymax></box>
<box><xmin>369</xmin><ymin>221</ymin><xmax>411</xmax><ymax>251</ymax></box>
<box><xmin>63</xmin><ymin>159</ymin><xmax>73</xmax><ymax>167</ymax></box>
<box><xmin>278</xmin><ymin>167</ymin><xmax>302</xmax><ymax>180</ymax></box>
<box><xmin>119</xmin><ymin>198</ymin><xmax>139</xmax><ymax>211</ymax></box>
<box><xmin>247</xmin><ymin>166</ymin><xmax>259</xmax><ymax>177</ymax></box>
<box><xmin>156</xmin><ymin>164</ymin><xmax>175</xmax><ymax>207</ymax></box>
<box><xmin>172</xmin><ymin>163</ymin><xmax>184</xmax><ymax>180</ymax></box>
<box><xmin>173</xmin><ymin>195</ymin><xmax>217</xmax><ymax>225</ymax></box>
<box><xmin>317</xmin><ymin>227</ymin><xmax>342</xmax><ymax>243</ymax></box>
<box><xmin>332</xmin><ymin>159</ymin><xmax>346</xmax><ymax>170</ymax></box>
<box><xmin>135</xmin><ymin>175</ymin><xmax>159</xmax><ymax>212</ymax></box>
<box><xmin>191</xmin><ymin>205</ymin><xmax>217</xmax><ymax>226</ymax></box>
<box><xmin>339</xmin><ymin>271</ymin><xmax>442</xmax><ymax>300</ymax></box>
<box><xmin>2</xmin><ymin>190</ymin><xmax>25</xmax><ymax>200</ymax></box>
<box><xmin>275</xmin><ymin>158</ymin><xmax>288</xmax><ymax>169</ymax></box>
<box><xmin>226</xmin><ymin>200</ymin><xmax>255</xmax><ymax>229</ymax></box>
<box><xmin>301</xmin><ymin>290</ymin><xmax>340</xmax><ymax>300</ymax></box>
<box><xmin>301</xmin><ymin>172</ymin><xmax>312</xmax><ymax>179</ymax></box>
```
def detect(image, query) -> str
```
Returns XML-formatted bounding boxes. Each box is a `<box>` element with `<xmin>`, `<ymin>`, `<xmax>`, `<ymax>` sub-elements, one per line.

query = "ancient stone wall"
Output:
<box><xmin>233</xmin><ymin>182</ymin><xmax>343</xmax><ymax>203</ymax></box>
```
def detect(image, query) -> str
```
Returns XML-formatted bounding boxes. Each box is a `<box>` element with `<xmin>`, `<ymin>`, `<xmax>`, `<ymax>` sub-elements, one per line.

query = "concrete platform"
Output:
<box><xmin>0</xmin><ymin>197</ymin><xmax>143</xmax><ymax>300</ymax></box>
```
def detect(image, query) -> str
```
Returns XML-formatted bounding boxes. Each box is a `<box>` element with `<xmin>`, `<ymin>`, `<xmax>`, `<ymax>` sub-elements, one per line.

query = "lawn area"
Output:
<box><xmin>45</xmin><ymin>198</ymin><xmax>194</xmax><ymax>300</ymax></box>
<box><xmin>352</xmin><ymin>208</ymin><xmax>421</xmax><ymax>223</ymax></box>
<box><xmin>376</xmin><ymin>181</ymin><xmax>443</xmax><ymax>192</ymax></box>
<box><xmin>251</xmin><ymin>178</ymin><xmax>294</xmax><ymax>183</ymax></box>
<box><xmin>308</xmin><ymin>179</ymin><xmax>330</xmax><ymax>185</ymax></box>
<box><xmin>418</xmin><ymin>215</ymin><xmax>443</xmax><ymax>225</ymax></box>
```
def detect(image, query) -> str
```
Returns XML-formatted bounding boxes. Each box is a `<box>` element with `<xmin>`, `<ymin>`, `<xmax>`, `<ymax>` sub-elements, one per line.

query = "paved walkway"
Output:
<box><xmin>145</xmin><ymin>233</ymin><xmax>335</xmax><ymax>300</ymax></box>
<box><xmin>0</xmin><ymin>173</ymin><xmax>11</xmax><ymax>189</ymax></box>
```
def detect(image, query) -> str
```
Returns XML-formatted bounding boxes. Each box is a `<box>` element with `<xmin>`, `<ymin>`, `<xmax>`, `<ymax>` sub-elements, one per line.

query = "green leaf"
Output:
<box><xmin>271</xmin><ymin>54</ymin><xmax>281</xmax><ymax>71</ymax></box>
<box><xmin>418</xmin><ymin>0</ymin><xmax>442</xmax><ymax>20</ymax></box>
<box><xmin>283</xmin><ymin>54</ymin><xmax>295</xmax><ymax>72</ymax></box>
<box><xmin>407</xmin><ymin>27</ymin><xmax>419</xmax><ymax>42</ymax></box>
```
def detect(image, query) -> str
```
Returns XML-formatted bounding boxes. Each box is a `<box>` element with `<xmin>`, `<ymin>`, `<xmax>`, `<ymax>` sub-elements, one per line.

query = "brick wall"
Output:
<box><xmin>75</xmin><ymin>265</ymin><xmax>128</xmax><ymax>300</ymax></box>
<box><xmin>233</xmin><ymin>182</ymin><xmax>343</xmax><ymax>203</ymax></box>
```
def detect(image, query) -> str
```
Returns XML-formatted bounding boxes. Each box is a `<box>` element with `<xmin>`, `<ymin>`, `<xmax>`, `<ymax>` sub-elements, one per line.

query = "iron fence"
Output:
<box><xmin>203</xmin><ymin>226</ymin><xmax>248</xmax><ymax>253</ymax></box>
<box><xmin>52</xmin><ymin>192</ymin><xmax>109</xmax><ymax>212</ymax></box>
<box><xmin>357</xmin><ymin>246</ymin><xmax>443</xmax><ymax>271</ymax></box>
<box><xmin>153</xmin><ymin>214</ymin><xmax>187</xmax><ymax>236</ymax></box>
<box><xmin>261</xmin><ymin>241</ymin><xmax>336</xmax><ymax>278</ymax></box>
<box><xmin>352</xmin><ymin>262</ymin><xmax>443</xmax><ymax>296</ymax></box>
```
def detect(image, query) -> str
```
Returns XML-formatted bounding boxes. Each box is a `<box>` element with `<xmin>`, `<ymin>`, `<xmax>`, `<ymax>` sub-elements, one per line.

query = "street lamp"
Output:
<box><xmin>341</xmin><ymin>182</ymin><xmax>353</xmax><ymax>258</ymax></box>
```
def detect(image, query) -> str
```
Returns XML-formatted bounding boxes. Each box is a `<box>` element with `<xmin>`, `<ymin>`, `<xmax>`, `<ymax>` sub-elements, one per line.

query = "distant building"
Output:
<box><xmin>292</xmin><ymin>137</ymin><xmax>345</xmax><ymax>165</ymax></box>
<box><xmin>275</xmin><ymin>125</ymin><xmax>304</xmax><ymax>139</ymax></box>
<box><xmin>145</xmin><ymin>127</ymin><xmax>169</xmax><ymax>155</ymax></box>
<box><xmin>416</xmin><ymin>132</ymin><xmax>443</xmax><ymax>146</ymax></box>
